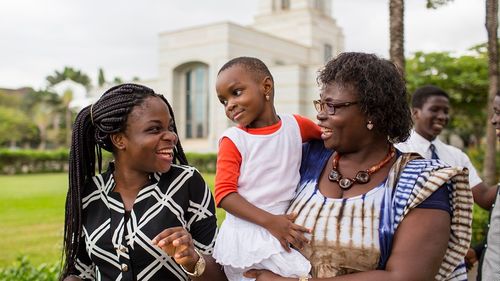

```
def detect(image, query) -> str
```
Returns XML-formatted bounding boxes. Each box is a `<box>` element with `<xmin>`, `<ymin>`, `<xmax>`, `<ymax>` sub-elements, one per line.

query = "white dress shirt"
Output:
<box><xmin>395</xmin><ymin>130</ymin><xmax>482</xmax><ymax>187</ymax></box>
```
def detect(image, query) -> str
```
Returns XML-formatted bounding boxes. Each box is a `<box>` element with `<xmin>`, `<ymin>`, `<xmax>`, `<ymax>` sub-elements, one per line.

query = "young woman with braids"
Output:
<box><xmin>244</xmin><ymin>53</ymin><xmax>473</xmax><ymax>281</ymax></box>
<box><xmin>61</xmin><ymin>83</ymin><xmax>226</xmax><ymax>281</ymax></box>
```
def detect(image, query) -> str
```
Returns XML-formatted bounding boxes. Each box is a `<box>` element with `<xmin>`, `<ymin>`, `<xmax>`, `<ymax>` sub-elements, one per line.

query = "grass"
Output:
<box><xmin>0</xmin><ymin>172</ymin><xmax>223</xmax><ymax>268</ymax></box>
<box><xmin>0</xmin><ymin>173</ymin><xmax>67</xmax><ymax>267</ymax></box>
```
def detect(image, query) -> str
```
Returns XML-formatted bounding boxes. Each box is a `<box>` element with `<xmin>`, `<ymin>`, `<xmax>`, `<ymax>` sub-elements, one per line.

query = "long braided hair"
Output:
<box><xmin>60</xmin><ymin>83</ymin><xmax>188</xmax><ymax>279</ymax></box>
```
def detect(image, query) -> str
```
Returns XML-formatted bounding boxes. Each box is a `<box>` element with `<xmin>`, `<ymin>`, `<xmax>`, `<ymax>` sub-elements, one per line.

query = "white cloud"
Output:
<box><xmin>0</xmin><ymin>0</ymin><xmax>487</xmax><ymax>89</ymax></box>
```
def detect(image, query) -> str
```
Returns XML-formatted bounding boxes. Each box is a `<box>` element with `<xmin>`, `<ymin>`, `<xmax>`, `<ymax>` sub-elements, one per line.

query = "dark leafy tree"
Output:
<box><xmin>46</xmin><ymin>67</ymin><xmax>91</xmax><ymax>89</ymax></box>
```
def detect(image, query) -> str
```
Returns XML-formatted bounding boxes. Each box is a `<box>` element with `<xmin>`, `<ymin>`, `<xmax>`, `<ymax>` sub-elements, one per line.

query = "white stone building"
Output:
<box><xmin>144</xmin><ymin>0</ymin><xmax>344</xmax><ymax>152</ymax></box>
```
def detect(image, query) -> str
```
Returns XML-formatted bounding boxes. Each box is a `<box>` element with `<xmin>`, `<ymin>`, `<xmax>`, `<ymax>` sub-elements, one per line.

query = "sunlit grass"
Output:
<box><xmin>0</xmin><ymin>173</ymin><xmax>67</xmax><ymax>267</ymax></box>
<box><xmin>0</xmin><ymin>172</ymin><xmax>223</xmax><ymax>267</ymax></box>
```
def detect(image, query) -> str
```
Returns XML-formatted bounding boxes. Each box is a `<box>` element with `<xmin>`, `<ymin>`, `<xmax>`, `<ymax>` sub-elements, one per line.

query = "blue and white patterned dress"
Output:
<box><xmin>288</xmin><ymin>140</ymin><xmax>472</xmax><ymax>280</ymax></box>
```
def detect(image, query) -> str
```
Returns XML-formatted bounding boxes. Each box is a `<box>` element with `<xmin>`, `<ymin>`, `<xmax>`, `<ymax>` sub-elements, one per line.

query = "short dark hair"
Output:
<box><xmin>411</xmin><ymin>85</ymin><xmax>449</xmax><ymax>109</ymax></box>
<box><xmin>218</xmin><ymin>56</ymin><xmax>273</xmax><ymax>83</ymax></box>
<box><xmin>317</xmin><ymin>52</ymin><xmax>412</xmax><ymax>143</ymax></box>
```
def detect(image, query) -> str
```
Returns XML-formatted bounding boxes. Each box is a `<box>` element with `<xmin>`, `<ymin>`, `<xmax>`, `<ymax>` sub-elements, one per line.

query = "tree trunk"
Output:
<box><xmin>389</xmin><ymin>0</ymin><xmax>405</xmax><ymax>77</ymax></box>
<box><xmin>484</xmin><ymin>0</ymin><xmax>498</xmax><ymax>186</ymax></box>
<box><xmin>66</xmin><ymin>108</ymin><xmax>72</xmax><ymax>146</ymax></box>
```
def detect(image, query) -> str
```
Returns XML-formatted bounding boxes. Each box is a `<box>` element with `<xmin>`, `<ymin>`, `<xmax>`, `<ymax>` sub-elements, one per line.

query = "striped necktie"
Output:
<box><xmin>429</xmin><ymin>143</ymin><xmax>439</xmax><ymax>160</ymax></box>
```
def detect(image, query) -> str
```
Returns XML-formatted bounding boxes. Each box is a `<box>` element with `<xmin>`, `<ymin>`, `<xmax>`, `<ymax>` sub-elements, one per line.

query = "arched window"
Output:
<box><xmin>281</xmin><ymin>0</ymin><xmax>290</xmax><ymax>10</ymax></box>
<box><xmin>183</xmin><ymin>65</ymin><xmax>209</xmax><ymax>139</ymax></box>
<box><xmin>324</xmin><ymin>43</ymin><xmax>333</xmax><ymax>63</ymax></box>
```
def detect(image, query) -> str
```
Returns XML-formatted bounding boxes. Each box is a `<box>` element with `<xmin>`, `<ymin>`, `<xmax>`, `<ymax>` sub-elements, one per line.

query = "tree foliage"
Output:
<box><xmin>98</xmin><ymin>67</ymin><xmax>106</xmax><ymax>87</ymax></box>
<box><xmin>426</xmin><ymin>0</ymin><xmax>454</xmax><ymax>9</ymax></box>
<box><xmin>0</xmin><ymin>106</ymin><xmax>37</xmax><ymax>147</ymax></box>
<box><xmin>406</xmin><ymin>50</ymin><xmax>488</xmax><ymax>145</ymax></box>
<box><xmin>46</xmin><ymin>66</ymin><xmax>91</xmax><ymax>89</ymax></box>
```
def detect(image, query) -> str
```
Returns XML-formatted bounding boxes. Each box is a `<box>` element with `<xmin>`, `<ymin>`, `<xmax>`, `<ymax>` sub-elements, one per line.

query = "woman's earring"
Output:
<box><xmin>367</xmin><ymin>120</ymin><xmax>374</xmax><ymax>130</ymax></box>
<box><xmin>265</xmin><ymin>95</ymin><xmax>270</xmax><ymax>101</ymax></box>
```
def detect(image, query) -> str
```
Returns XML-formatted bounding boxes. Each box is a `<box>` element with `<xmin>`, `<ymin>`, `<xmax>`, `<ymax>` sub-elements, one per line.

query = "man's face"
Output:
<box><xmin>412</xmin><ymin>95</ymin><xmax>450</xmax><ymax>141</ymax></box>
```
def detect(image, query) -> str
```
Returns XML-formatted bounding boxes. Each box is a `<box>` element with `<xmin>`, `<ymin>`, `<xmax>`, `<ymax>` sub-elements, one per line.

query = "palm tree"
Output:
<box><xmin>389</xmin><ymin>0</ymin><xmax>405</xmax><ymax>76</ymax></box>
<box><xmin>33</xmin><ymin>103</ymin><xmax>52</xmax><ymax>150</ymax></box>
<box><xmin>62</xmin><ymin>89</ymin><xmax>74</xmax><ymax>146</ymax></box>
<box><xmin>483</xmin><ymin>0</ymin><xmax>498</xmax><ymax>186</ymax></box>
<box><xmin>389</xmin><ymin>0</ymin><xmax>453</xmax><ymax>77</ymax></box>
<box><xmin>46</xmin><ymin>67</ymin><xmax>91</xmax><ymax>90</ymax></box>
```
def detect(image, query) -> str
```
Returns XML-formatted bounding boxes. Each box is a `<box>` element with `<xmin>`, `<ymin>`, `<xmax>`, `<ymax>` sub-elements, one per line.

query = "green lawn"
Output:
<box><xmin>0</xmin><ymin>172</ymin><xmax>223</xmax><ymax>268</ymax></box>
<box><xmin>0</xmin><ymin>173</ymin><xmax>67</xmax><ymax>267</ymax></box>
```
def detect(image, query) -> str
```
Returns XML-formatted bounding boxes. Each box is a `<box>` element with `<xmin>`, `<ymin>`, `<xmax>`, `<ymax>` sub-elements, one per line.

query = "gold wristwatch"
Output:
<box><xmin>181</xmin><ymin>248</ymin><xmax>206</xmax><ymax>277</ymax></box>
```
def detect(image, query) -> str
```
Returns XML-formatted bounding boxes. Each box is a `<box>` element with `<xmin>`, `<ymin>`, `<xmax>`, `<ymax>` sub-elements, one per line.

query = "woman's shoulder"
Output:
<box><xmin>302</xmin><ymin>139</ymin><xmax>330</xmax><ymax>156</ymax></box>
<box><xmin>160</xmin><ymin>164</ymin><xmax>202</xmax><ymax>178</ymax></box>
<box><xmin>158</xmin><ymin>164</ymin><xmax>207</xmax><ymax>189</ymax></box>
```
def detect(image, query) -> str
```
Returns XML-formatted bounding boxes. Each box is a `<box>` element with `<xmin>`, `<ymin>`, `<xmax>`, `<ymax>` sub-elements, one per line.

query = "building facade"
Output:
<box><xmin>144</xmin><ymin>0</ymin><xmax>344</xmax><ymax>152</ymax></box>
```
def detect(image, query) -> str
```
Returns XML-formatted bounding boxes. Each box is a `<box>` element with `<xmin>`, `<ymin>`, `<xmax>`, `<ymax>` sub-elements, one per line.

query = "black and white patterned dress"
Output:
<box><xmin>71</xmin><ymin>163</ymin><xmax>217</xmax><ymax>281</ymax></box>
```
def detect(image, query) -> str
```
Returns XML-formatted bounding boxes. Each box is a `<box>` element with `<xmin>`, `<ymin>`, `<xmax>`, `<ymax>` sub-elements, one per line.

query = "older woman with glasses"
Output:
<box><xmin>245</xmin><ymin>52</ymin><xmax>473</xmax><ymax>281</ymax></box>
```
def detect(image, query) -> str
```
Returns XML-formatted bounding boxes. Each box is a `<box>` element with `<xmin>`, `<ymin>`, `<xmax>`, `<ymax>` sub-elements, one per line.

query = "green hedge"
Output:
<box><xmin>0</xmin><ymin>256</ymin><xmax>59</xmax><ymax>281</ymax></box>
<box><xmin>186</xmin><ymin>152</ymin><xmax>217</xmax><ymax>173</ymax></box>
<box><xmin>0</xmin><ymin>149</ymin><xmax>217</xmax><ymax>175</ymax></box>
<box><xmin>0</xmin><ymin>149</ymin><xmax>68</xmax><ymax>174</ymax></box>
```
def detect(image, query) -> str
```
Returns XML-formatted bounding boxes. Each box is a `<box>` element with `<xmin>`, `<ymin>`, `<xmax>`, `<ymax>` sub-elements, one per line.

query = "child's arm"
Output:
<box><xmin>219</xmin><ymin>193</ymin><xmax>309</xmax><ymax>252</ymax></box>
<box><xmin>215</xmin><ymin>137</ymin><xmax>310</xmax><ymax>251</ymax></box>
<box><xmin>293</xmin><ymin>114</ymin><xmax>321</xmax><ymax>142</ymax></box>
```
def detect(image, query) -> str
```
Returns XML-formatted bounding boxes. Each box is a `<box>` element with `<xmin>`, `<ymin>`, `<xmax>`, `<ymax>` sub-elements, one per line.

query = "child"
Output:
<box><xmin>212</xmin><ymin>57</ymin><xmax>320</xmax><ymax>281</ymax></box>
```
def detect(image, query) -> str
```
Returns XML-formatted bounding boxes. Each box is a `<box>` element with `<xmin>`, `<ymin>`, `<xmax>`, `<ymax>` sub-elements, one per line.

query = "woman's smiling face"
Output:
<box><xmin>115</xmin><ymin>96</ymin><xmax>178</xmax><ymax>174</ymax></box>
<box><xmin>316</xmin><ymin>83</ymin><xmax>368</xmax><ymax>153</ymax></box>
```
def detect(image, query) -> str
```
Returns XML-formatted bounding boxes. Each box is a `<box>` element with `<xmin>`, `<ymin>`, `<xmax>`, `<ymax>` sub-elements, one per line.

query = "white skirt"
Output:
<box><xmin>213</xmin><ymin>203</ymin><xmax>311</xmax><ymax>280</ymax></box>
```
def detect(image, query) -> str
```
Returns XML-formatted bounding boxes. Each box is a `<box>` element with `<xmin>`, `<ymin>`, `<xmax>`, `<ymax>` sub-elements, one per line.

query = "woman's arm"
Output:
<box><xmin>246</xmin><ymin>208</ymin><xmax>451</xmax><ymax>281</ymax></box>
<box><xmin>152</xmin><ymin>227</ymin><xmax>227</xmax><ymax>281</ymax></box>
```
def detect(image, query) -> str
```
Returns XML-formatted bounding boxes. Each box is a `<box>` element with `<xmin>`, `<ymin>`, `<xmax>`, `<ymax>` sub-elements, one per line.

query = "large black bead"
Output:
<box><xmin>355</xmin><ymin>171</ymin><xmax>370</xmax><ymax>184</ymax></box>
<box><xmin>339</xmin><ymin>178</ymin><xmax>353</xmax><ymax>189</ymax></box>
<box><xmin>328</xmin><ymin>169</ymin><xmax>341</xmax><ymax>182</ymax></box>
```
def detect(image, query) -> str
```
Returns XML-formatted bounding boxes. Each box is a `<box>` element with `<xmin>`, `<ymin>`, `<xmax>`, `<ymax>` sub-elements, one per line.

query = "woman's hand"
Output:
<box><xmin>264</xmin><ymin>212</ymin><xmax>310</xmax><ymax>252</ymax></box>
<box><xmin>151</xmin><ymin>226</ymin><xmax>199</xmax><ymax>271</ymax></box>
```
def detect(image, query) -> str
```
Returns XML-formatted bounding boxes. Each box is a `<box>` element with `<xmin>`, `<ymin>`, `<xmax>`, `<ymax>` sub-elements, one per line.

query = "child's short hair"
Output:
<box><xmin>218</xmin><ymin>56</ymin><xmax>274</xmax><ymax>82</ymax></box>
<box><xmin>411</xmin><ymin>85</ymin><xmax>449</xmax><ymax>109</ymax></box>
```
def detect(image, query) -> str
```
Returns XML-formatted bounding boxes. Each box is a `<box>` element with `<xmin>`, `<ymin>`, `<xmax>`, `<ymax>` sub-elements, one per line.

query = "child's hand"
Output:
<box><xmin>264</xmin><ymin>212</ymin><xmax>310</xmax><ymax>252</ymax></box>
<box><xmin>151</xmin><ymin>226</ymin><xmax>200</xmax><ymax>271</ymax></box>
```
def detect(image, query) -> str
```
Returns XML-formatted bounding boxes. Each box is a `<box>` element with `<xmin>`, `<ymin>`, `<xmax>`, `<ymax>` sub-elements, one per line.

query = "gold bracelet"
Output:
<box><xmin>299</xmin><ymin>277</ymin><xmax>309</xmax><ymax>281</ymax></box>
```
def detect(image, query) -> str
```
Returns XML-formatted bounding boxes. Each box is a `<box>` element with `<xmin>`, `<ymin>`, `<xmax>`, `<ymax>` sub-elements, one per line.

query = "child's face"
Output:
<box><xmin>216</xmin><ymin>65</ymin><xmax>271</xmax><ymax>128</ymax></box>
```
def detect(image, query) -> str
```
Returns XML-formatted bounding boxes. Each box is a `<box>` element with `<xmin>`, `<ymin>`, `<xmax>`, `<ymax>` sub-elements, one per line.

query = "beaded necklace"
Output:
<box><xmin>328</xmin><ymin>146</ymin><xmax>396</xmax><ymax>190</ymax></box>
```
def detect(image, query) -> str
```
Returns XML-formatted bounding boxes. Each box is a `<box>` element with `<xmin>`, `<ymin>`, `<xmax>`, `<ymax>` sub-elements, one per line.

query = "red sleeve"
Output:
<box><xmin>214</xmin><ymin>137</ymin><xmax>241</xmax><ymax>207</ymax></box>
<box><xmin>293</xmin><ymin>114</ymin><xmax>321</xmax><ymax>142</ymax></box>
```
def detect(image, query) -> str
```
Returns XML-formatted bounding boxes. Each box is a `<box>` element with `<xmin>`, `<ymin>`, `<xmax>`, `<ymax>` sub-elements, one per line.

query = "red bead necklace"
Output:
<box><xmin>328</xmin><ymin>146</ymin><xmax>396</xmax><ymax>190</ymax></box>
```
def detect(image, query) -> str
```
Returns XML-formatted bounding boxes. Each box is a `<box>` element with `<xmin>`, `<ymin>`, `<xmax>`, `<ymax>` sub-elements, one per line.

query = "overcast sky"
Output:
<box><xmin>0</xmin><ymin>0</ymin><xmax>486</xmax><ymax>90</ymax></box>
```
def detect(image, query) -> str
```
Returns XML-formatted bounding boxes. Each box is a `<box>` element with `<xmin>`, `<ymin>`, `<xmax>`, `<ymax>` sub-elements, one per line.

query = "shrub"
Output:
<box><xmin>0</xmin><ymin>149</ymin><xmax>68</xmax><ymax>174</ymax></box>
<box><xmin>0</xmin><ymin>149</ymin><xmax>217</xmax><ymax>175</ymax></box>
<box><xmin>0</xmin><ymin>256</ymin><xmax>60</xmax><ymax>281</ymax></box>
<box><xmin>186</xmin><ymin>152</ymin><xmax>217</xmax><ymax>173</ymax></box>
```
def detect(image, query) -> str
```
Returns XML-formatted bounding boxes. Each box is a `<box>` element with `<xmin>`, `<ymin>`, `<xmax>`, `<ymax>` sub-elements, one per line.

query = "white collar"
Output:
<box><xmin>411</xmin><ymin>130</ymin><xmax>443</xmax><ymax>148</ymax></box>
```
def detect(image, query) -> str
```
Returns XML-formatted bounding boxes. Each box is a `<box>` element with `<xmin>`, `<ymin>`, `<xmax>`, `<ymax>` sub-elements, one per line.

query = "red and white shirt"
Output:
<box><xmin>214</xmin><ymin>114</ymin><xmax>320</xmax><ymax>207</ymax></box>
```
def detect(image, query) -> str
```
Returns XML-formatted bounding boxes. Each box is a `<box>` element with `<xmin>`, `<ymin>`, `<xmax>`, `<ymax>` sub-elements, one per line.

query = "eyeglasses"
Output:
<box><xmin>313</xmin><ymin>100</ymin><xmax>359</xmax><ymax>115</ymax></box>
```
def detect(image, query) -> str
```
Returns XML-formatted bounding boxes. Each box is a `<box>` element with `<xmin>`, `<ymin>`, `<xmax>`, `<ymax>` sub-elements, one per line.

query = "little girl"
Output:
<box><xmin>212</xmin><ymin>57</ymin><xmax>320</xmax><ymax>281</ymax></box>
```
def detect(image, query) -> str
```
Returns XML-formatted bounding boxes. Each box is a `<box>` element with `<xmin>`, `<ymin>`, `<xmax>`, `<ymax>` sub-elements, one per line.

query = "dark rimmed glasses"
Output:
<box><xmin>313</xmin><ymin>100</ymin><xmax>359</xmax><ymax>115</ymax></box>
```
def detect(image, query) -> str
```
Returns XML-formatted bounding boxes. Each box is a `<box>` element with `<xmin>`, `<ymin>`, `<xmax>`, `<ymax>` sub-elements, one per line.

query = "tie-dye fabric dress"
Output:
<box><xmin>288</xmin><ymin>140</ymin><xmax>473</xmax><ymax>280</ymax></box>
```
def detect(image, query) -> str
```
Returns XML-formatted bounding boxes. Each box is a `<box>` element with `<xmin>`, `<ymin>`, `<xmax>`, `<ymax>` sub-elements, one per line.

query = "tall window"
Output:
<box><xmin>281</xmin><ymin>0</ymin><xmax>290</xmax><ymax>10</ymax></box>
<box><xmin>324</xmin><ymin>43</ymin><xmax>333</xmax><ymax>63</ymax></box>
<box><xmin>273</xmin><ymin>0</ymin><xmax>290</xmax><ymax>11</ymax></box>
<box><xmin>184</xmin><ymin>65</ymin><xmax>209</xmax><ymax>139</ymax></box>
<box><xmin>314</xmin><ymin>0</ymin><xmax>325</xmax><ymax>11</ymax></box>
